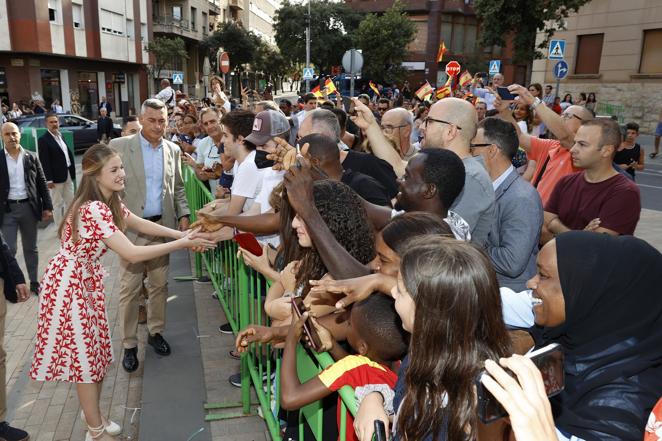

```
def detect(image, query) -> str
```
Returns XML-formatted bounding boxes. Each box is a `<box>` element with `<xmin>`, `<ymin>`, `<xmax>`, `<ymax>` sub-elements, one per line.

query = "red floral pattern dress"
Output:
<box><xmin>30</xmin><ymin>201</ymin><xmax>129</xmax><ymax>383</ymax></box>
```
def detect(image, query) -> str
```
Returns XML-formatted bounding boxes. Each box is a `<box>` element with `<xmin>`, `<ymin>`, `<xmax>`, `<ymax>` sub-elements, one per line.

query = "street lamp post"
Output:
<box><xmin>305</xmin><ymin>0</ymin><xmax>311</xmax><ymax>93</ymax></box>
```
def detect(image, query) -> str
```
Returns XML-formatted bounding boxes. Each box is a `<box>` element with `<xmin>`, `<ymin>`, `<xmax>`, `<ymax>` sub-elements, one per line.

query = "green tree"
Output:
<box><xmin>474</xmin><ymin>0</ymin><xmax>592</xmax><ymax>63</ymax></box>
<box><xmin>202</xmin><ymin>22</ymin><xmax>258</xmax><ymax>70</ymax></box>
<box><xmin>252</xmin><ymin>39</ymin><xmax>288</xmax><ymax>81</ymax></box>
<box><xmin>273</xmin><ymin>0</ymin><xmax>362</xmax><ymax>72</ymax></box>
<box><xmin>145</xmin><ymin>36</ymin><xmax>188</xmax><ymax>79</ymax></box>
<box><xmin>355</xmin><ymin>1</ymin><xmax>416</xmax><ymax>84</ymax></box>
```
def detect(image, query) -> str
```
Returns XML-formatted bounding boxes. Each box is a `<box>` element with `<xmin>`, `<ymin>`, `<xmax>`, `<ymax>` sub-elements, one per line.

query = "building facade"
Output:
<box><xmin>0</xmin><ymin>0</ymin><xmax>152</xmax><ymax>119</ymax></box>
<box><xmin>530</xmin><ymin>0</ymin><xmax>662</xmax><ymax>133</ymax></box>
<box><xmin>345</xmin><ymin>0</ymin><xmax>527</xmax><ymax>87</ymax></box>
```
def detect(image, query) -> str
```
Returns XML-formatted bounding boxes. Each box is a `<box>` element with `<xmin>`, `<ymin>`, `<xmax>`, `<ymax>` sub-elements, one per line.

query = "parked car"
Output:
<box><xmin>13</xmin><ymin>114</ymin><xmax>121</xmax><ymax>153</ymax></box>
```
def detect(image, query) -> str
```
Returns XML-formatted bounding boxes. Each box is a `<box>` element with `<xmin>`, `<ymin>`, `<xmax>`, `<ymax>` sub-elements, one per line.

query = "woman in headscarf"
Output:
<box><xmin>527</xmin><ymin>231</ymin><xmax>662</xmax><ymax>441</ymax></box>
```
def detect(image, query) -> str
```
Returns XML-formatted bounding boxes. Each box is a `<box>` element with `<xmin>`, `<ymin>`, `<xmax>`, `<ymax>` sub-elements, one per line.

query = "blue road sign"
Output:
<box><xmin>548</xmin><ymin>40</ymin><xmax>566</xmax><ymax>59</ymax></box>
<box><xmin>172</xmin><ymin>72</ymin><xmax>184</xmax><ymax>84</ymax></box>
<box><xmin>302</xmin><ymin>67</ymin><xmax>314</xmax><ymax>80</ymax></box>
<box><xmin>554</xmin><ymin>60</ymin><xmax>569</xmax><ymax>80</ymax></box>
<box><xmin>489</xmin><ymin>60</ymin><xmax>501</xmax><ymax>75</ymax></box>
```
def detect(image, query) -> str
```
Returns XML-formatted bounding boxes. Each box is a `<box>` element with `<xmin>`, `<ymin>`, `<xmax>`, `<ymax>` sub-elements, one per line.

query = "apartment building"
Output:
<box><xmin>530</xmin><ymin>0</ymin><xmax>662</xmax><ymax>132</ymax></box>
<box><xmin>0</xmin><ymin>0</ymin><xmax>152</xmax><ymax>119</ymax></box>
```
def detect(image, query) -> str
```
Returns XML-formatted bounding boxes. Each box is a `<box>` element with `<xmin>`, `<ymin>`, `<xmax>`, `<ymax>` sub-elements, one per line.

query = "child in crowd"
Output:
<box><xmin>280</xmin><ymin>294</ymin><xmax>409</xmax><ymax>441</ymax></box>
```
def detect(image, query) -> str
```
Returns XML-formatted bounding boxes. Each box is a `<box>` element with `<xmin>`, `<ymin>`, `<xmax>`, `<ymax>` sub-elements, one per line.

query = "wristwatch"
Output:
<box><xmin>530</xmin><ymin>97</ymin><xmax>542</xmax><ymax>110</ymax></box>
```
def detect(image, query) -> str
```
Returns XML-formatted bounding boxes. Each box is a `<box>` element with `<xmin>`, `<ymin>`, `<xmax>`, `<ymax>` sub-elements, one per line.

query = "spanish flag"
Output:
<box><xmin>311</xmin><ymin>84</ymin><xmax>323</xmax><ymax>98</ymax></box>
<box><xmin>435</xmin><ymin>76</ymin><xmax>453</xmax><ymax>99</ymax></box>
<box><xmin>436</xmin><ymin>41</ymin><xmax>447</xmax><ymax>63</ymax></box>
<box><xmin>415</xmin><ymin>81</ymin><xmax>434</xmax><ymax>101</ymax></box>
<box><xmin>324</xmin><ymin>78</ymin><xmax>338</xmax><ymax>95</ymax></box>
<box><xmin>459</xmin><ymin>70</ymin><xmax>473</xmax><ymax>88</ymax></box>
<box><xmin>369</xmin><ymin>81</ymin><xmax>380</xmax><ymax>96</ymax></box>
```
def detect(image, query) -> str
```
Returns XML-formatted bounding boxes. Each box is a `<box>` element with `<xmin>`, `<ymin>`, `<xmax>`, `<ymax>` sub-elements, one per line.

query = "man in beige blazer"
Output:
<box><xmin>109</xmin><ymin>98</ymin><xmax>190</xmax><ymax>373</ymax></box>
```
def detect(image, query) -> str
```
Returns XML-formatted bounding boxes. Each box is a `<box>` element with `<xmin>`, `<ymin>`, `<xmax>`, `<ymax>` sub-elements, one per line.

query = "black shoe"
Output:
<box><xmin>148</xmin><ymin>333</ymin><xmax>171</xmax><ymax>356</ymax></box>
<box><xmin>218</xmin><ymin>323</ymin><xmax>233</xmax><ymax>334</ymax></box>
<box><xmin>196</xmin><ymin>276</ymin><xmax>212</xmax><ymax>284</ymax></box>
<box><xmin>0</xmin><ymin>421</ymin><xmax>29</xmax><ymax>441</ymax></box>
<box><xmin>228</xmin><ymin>370</ymin><xmax>275</xmax><ymax>388</ymax></box>
<box><xmin>30</xmin><ymin>282</ymin><xmax>39</xmax><ymax>296</ymax></box>
<box><xmin>122</xmin><ymin>347</ymin><xmax>139</xmax><ymax>373</ymax></box>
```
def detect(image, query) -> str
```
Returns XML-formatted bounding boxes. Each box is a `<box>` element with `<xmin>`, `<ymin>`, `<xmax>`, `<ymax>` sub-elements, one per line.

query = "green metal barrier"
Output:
<box><xmin>182</xmin><ymin>166</ymin><xmax>358</xmax><ymax>441</ymax></box>
<box><xmin>595</xmin><ymin>102</ymin><xmax>625</xmax><ymax>124</ymax></box>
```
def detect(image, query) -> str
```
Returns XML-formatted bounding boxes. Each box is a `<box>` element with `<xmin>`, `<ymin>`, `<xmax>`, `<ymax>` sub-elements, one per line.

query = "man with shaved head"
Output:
<box><xmin>380</xmin><ymin>107</ymin><xmax>419</xmax><ymax>161</ymax></box>
<box><xmin>496</xmin><ymin>84</ymin><xmax>595</xmax><ymax>205</ymax></box>
<box><xmin>420</xmin><ymin>97</ymin><xmax>495</xmax><ymax>246</ymax></box>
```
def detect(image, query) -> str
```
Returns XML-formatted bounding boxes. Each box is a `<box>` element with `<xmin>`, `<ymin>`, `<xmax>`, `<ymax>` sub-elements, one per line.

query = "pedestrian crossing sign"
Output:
<box><xmin>172</xmin><ymin>72</ymin><xmax>184</xmax><ymax>84</ymax></box>
<box><xmin>489</xmin><ymin>60</ymin><xmax>501</xmax><ymax>75</ymax></box>
<box><xmin>303</xmin><ymin>67</ymin><xmax>315</xmax><ymax>80</ymax></box>
<box><xmin>548</xmin><ymin>40</ymin><xmax>566</xmax><ymax>60</ymax></box>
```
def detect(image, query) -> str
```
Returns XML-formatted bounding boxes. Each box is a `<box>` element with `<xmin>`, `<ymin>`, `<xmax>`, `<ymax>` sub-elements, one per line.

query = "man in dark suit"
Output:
<box><xmin>0</xmin><ymin>234</ymin><xmax>30</xmax><ymax>441</ymax></box>
<box><xmin>98</xmin><ymin>96</ymin><xmax>112</xmax><ymax>115</ymax></box>
<box><xmin>97</xmin><ymin>107</ymin><xmax>113</xmax><ymax>143</ymax></box>
<box><xmin>0</xmin><ymin>122</ymin><xmax>53</xmax><ymax>295</ymax></box>
<box><xmin>38</xmin><ymin>113</ymin><xmax>75</xmax><ymax>227</ymax></box>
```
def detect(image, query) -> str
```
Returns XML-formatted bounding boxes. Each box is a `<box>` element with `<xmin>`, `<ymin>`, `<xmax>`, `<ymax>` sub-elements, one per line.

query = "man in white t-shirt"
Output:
<box><xmin>155</xmin><ymin>79</ymin><xmax>176</xmax><ymax>109</ymax></box>
<box><xmin>195</xmin><ymin>110</ymin><xmax>291</xmax><ymax>245</ymax></box>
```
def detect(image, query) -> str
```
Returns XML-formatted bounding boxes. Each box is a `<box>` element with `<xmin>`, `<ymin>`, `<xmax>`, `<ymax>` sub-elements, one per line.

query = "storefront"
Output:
<box><xmin>77</xmin><ymin>71</ymin><xmax>98</xmax><ymax>119</ymax></box>
<box><xmin>40</xmin><ymin>69</ymin><xmax>62</xmax><ymax>109</ymax></box>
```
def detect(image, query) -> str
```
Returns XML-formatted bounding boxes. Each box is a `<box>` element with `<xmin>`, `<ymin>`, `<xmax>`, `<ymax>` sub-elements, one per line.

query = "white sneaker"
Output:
<box><xmin>81</xmin><ymin>410</ymin><xmax>122</xmax><ymax>436</ymax></box>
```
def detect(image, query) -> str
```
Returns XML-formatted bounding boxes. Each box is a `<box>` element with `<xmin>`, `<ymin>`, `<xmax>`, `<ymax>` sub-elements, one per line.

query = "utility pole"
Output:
<box><xmin>305</xmin><ymin>0</ymin><xmax>311</xmax><ymax>93</ymax></box>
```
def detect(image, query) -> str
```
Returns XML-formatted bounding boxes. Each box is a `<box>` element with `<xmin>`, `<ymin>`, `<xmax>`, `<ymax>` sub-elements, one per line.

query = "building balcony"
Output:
<box><xmin>153</xmin><ymin>15</ymin><xmax>203</xmax><ymax>40</ymax></box>
<box><xmin>229</xmin><ymin>0</ymin><xmax>244</xmax><ymax>11</ymax></box>
<box><xmin>208</xmin><ymin>0</ymin><xmax>221</xmax><ymax>15</ymax></box>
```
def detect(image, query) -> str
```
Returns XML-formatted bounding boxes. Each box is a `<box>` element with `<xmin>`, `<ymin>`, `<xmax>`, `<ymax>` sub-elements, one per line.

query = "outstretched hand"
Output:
<box><xmin>283</xmin><ymin>156</ymin><xmax>315</xmax><ymax>217</ymax></box>
<box><xmin>350</xmin><ymin>97</ymin><xmax>377</xmax><ymax>131</ymax></box>
<box><xmin>309</xmin><ymin>276</ymin><xmax>375</xmax><ymax>310</ymax></box>
<box><xmin>268</xmin><ymin>138</ymin><xmax>298</xmax><ymax>171</ymax></box>
<box><xmin>180</xmin><ymin>227</ymin><xmax>216</xmax><ymax>251</ymax></box>
<box><xmin>235</xmin><ymin>325</ymin><xmax>283</xmax><ymax>353</ymax></box>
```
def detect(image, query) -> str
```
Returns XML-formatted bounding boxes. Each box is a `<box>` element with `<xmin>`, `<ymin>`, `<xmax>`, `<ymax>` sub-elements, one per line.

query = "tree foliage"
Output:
<box><xmin>273</xmin><ymin>0</ymin><xmax>362</xmax><ymax>72</ymax></box>
<box><xmin>355</xmin><ymin>1</ymin><xmax>416</xmax><ymax>84</ymax></box>
<box><xmin>201</xmin><ymin>21</ymin><xmax>258</xmax><ymax>69</ymax></box>
<box><xmin>145</xmin><ymin>36</ymin><xmax>188</xmax><ymax>79</ymax></box>
<box><xmin>474</xmin><ymin>0</ymin><xmax>592</xmax><ymax>63</ymax></box>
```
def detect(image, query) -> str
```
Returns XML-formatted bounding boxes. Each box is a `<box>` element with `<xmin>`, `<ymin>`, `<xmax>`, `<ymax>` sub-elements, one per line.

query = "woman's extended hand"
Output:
<box><xmin>354</xmin><ymin>392</ymin><xmax>389</xmax><ymax>441</ymax></box>
<box><xmin>481</xmin><ymin>355</ymin><xmax>559</xmax><ymax>441</ymax></box>
<box><xmin>309</xmin><ymin>275</ymin><xmax>379</xmax><ymax>310</ymax></box>
<box><xmin>179</xmin><ymin>227</ymin><xmax>216</xmax><ymax>250</ymax></box>
<box><xmin>237</xmin><ymin>244</ymin><xmax>272</xmax><ymax>276</ymax></box>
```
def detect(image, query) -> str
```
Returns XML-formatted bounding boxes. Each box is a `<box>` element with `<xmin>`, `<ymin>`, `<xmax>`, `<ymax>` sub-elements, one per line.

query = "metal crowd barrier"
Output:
<box><xmin>182</xmin><ymin>166</ymin><xmax>358</xmax><ymax>441</ymax></box>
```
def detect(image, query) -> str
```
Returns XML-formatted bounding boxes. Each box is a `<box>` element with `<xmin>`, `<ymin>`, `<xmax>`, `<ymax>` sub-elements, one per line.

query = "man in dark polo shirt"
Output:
<box><xmin>542</xmin><ymin>118</ymin><xmax>640</xmax><ymax>243</ymax></box>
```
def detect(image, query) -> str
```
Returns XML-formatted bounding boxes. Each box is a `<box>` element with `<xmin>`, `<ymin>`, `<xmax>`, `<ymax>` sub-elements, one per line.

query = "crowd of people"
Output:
<box><xmin>0</xmin><ymin>71</ymin><xmax>661</xmax><ymax>441</ymax></box>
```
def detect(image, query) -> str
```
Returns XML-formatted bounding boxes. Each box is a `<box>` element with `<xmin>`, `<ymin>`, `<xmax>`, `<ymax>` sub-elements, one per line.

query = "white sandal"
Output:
<box><xmin>86</xmin><ymin>423</ymin><xmax>107</xmax><ymax>440</ymax></box>
<box><xmin>81</xmin><ymin>410</ymin><xmax>122</xmax><ymax>436</ymax></box>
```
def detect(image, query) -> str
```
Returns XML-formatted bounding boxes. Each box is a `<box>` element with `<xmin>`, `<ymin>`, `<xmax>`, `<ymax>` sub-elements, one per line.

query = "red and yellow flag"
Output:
<box><xmin>369</xmin><ymin>81</ymin><xmax>380</xmax><ymax>96</ymax></box>
<box><xmin>459</xmin><ymin>70</ymin><xmax>473</xmax><ymax>88</ymax></box>
<box><xmin>311</xmin><ymin>84</ymin><xmax>323</xmax><ymax>98</ymax></box>
<box><xmin>415</xmin><ymin>81</ymin><xmax>434</xmax><ymax>101</ymax></box>
<box><xmin>435</xmin><ymin>76</ymin><xmax>453</xmax><ymax>99</ymax></box>
<box><xmin>324</xmin><ymin>78</ymin><xmax>338</xmax><ymax>95</ymax></box>
<box><xmin>436</xmin><ymin>41</ymin><xmax>448</xmax><ymax>63</ymax></box>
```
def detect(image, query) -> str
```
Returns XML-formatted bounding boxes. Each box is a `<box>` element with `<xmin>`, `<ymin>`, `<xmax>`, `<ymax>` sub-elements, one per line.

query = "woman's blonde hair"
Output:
<box><xmin>58</xmin><ymin>144</ymin><xmax>126</xmax><ymax>241</ymax></box>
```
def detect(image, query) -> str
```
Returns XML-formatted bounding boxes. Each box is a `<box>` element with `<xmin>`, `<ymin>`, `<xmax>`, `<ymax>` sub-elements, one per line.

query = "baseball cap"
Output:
<box><xmin>245</xmin><ymin>110</ymin><xmax>290</xmax><ymax>146</ymax></box>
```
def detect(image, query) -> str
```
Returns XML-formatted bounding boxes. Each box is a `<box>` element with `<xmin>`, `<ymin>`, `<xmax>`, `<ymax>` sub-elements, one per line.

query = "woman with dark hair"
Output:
<box><xmin>354</xmin><ymin>235</ymin><xmax>512</xmax><ymax>441</ymax></box>
<box><xmin>586</xmin><ymin>92</ymin><xmax>597</xmax><ymax>112</ymax></box>
<box><xmin>264</xmin><ymin>180</ymin><xmax>375</xmax><ymax>326</ymax></box>
<box><xmin>576</xmin><ymin>92</ymin><xmax>587</xmax><ymax>107</ymax></box>
<box><xmin>528</xmin><ymin>231</ymin><xmax>662</xmax><ymax>441</ymax></box>
<box><xmin>528</xmin><ymin>83</ymin><xmax>543</xmax><ymax>98</ymax></box>
<box><xmin>209</xmin><ymin>75</ymin><xmax>230</xmax><ymax>114</ymax></box>
<box><xmin>560</xmin><ymin>94</ymin><xmax>573</xmax><ymax>111</ymax></box>
<box><xmin>28</xmin><ymin>145</ymin><xmax>214</xmax><ymax>440</ymax></box>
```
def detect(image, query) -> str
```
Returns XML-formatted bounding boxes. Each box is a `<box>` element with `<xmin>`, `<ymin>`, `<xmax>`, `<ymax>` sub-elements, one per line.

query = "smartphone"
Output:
<box><xmin>496</xmin><ymin>87</ymin><xmax>518</xmax><ymax>101</ymax></box>
<box><xmin>291</xmin><ymin>297</ymin><xmax>322</xmax><ymax>352</ymax></box>
<box><xmin>476</xmin><ymin>343</ymin><xmax>565</xmax><ymax>424</ymax></box>
<box><xmin>233</xmin><ymin>232</ymin><xmax>263</xmax><ymax>256</ymax></box>
<box><xmin>373</xmin><ymin>420</ymin><xmax>387</xmax><ymax>441</ymax></box>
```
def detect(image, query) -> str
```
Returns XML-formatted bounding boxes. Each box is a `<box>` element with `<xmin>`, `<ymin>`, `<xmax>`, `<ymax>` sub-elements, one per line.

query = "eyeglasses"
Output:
<box><xmin>380</xmin><ymin>124</ymin><xmax>407</xmax><ymax>134</ymax></box>
<box><xmin>561</xmin><ymin>112</ymin><xmax>583</xmax><ymax>121</ymax></box>
<box><xmin>424</xmin><ymin>117</ymin><xmax>462</xmax><ymax>130</ymax></box>
<box><xmin>470</xmin><ymin>143</ymin><xmax>493</xmax><ymax>148</ymax></box>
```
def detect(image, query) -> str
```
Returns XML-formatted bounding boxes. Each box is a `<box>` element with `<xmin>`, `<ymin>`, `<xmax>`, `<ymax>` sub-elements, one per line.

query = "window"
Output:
<box><xmin>141</xmin><ymin>23</ymin><xmax>147</xmax><ymax>41</ymax></box>
<box><xmin>439</xmin><ymin>15</ymin><xmax>479</xmax><ymax>55</ymax></box>
<box><xmin>575</xmin><ymin>34</ymin><xmax>603</xmax><ymax>74</ymax></box>
<box><xmin>202</xmin><ymin>12</ymin><xmax>208</xmax><ymax>34</ymax></box>
<box><xmin>72</xmin><ymin>4</ymin><xmax>83</xmax><ymax>28</ymax></box>
<box><xmin>100</xmin><ymin>9</ymin><xmax>125</xmax><ymax>36</ymax></box>
<box><xmin>41</xmin><ymin>69</ymin><xmax>62</xmax><ymax>109</ymax></box>
<box><xmin>126</xmin><ymin>19</ymin><xmax>134</xmax><ymax>38</ymax></box>
<box><xmin>173</xmin><ymin>6</ymin><xmax>182</xmax><ymax>21</ymax></box>
<box><xmin>191</xmin><ymin>7</ymin><xmax>197</xmax><ymax>30</ymax></box>
<box><xmin>48</xmin><ymin>0</ymin><xmax>61</xmax><ymax>23</ymax></box>
<box><xmin>640</xmin><ymin>29</ymin><xmax>662</xmax><ymax>74</ymax></box>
